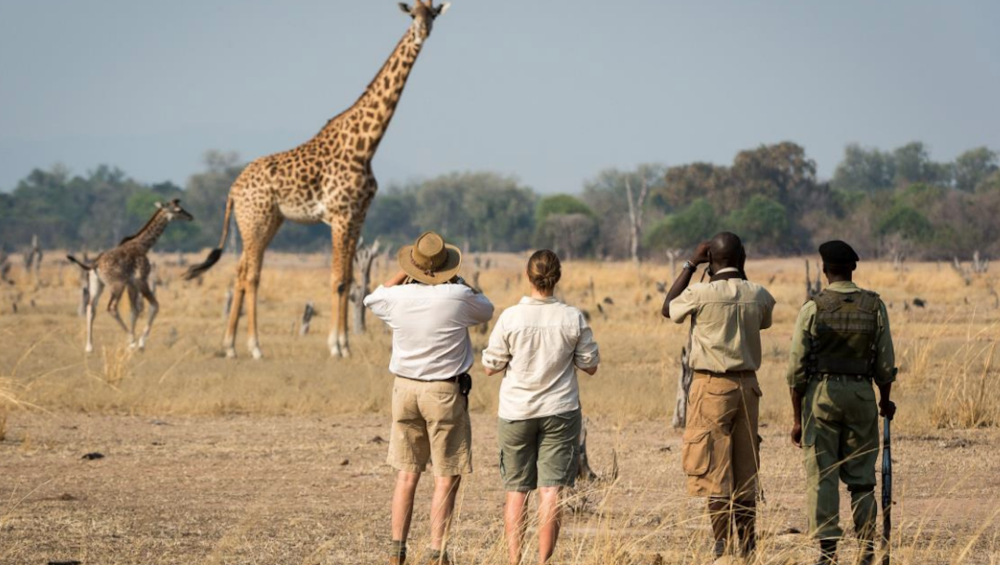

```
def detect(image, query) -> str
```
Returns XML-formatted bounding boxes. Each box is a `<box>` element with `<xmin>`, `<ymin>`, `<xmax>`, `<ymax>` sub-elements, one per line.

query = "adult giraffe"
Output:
<box><xmin>185</xmin><ymin>1</ymin><xmax>451</xmax><ymax>360</ymax></box>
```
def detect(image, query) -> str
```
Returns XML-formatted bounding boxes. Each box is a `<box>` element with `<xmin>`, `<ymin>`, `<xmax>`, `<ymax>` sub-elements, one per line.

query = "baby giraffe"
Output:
<box><xmin>68</xmin><ymin>200</ymin><xmax>193</xmax><ymax>353</ymax></box>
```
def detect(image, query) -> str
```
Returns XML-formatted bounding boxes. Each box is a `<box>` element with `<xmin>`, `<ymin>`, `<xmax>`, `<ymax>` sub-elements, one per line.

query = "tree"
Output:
<box><xmin>582</xmin><ymin>164</ymin><xmax>666</xmax><ymax>260</ymax></box>
<box><xmin>954</xmin><ymin>147</ymin><xmax>998</xmax><ymax>192</ymax></box>
<box><xmin>645</xmin><ymin>198</ymin><xmax>719</xmax><ymax>251</ymax></box>
<box><xmin>723</xmin><ymin>195</ymin><xmax>790</xmax><ymax>253</ymax></box>
<box><xmin>184</xmin><ymin>151</ymin><xmax>245</xmax><ymax>250</ymax></box>
<box><xmin>536</xmin><ymin>214</ymin><xmax>598</xmax><ymax>260</ymax></box>
<box><xmin>831</xmin><ymin>144</ymin><xmax>895</xmax><ymax>192</ymax></box>
<box><xmin>892</xmin><ymin>141</ymin><xmax>950</xmax><ymax>187</ymax></box>
<box><xmin>535</xmin><ymin>194</ymin><xmax>594</xmax><ymax>223</ymax></box>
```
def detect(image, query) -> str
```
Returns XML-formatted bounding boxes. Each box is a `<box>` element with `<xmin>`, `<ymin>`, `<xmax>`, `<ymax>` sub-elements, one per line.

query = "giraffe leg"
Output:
<box><xmin>107</xmin><ymin>284</ymin><xmax>130</xmax><ymax>336</ymax></box>
<box><xmin>137</xmin><ymin>281</ymin><xmax>159</xmax><ymax>351</ymax></box>
<box><xmin>223</xmin><ymin>279</ymin><xmax>245</xmax><ymax>359</ymax></box>
<box><xmin>329</xmin><ymin>221</ymin><xmax>360</xmax><ymax>358</ymax></box>
<box><xmin>85</xmin><ymin>272</ymin><xmax>104</xmax><ymax>354</ymax></box>
<box><xmin>239</xmin><ymin>212</ymin><xmax>283</xmax><ymax>361</ymax></box>
<box><xmin>127</xmin><ymin>286</ymin><xmax>141</xmax><ymax>349</ymax></box>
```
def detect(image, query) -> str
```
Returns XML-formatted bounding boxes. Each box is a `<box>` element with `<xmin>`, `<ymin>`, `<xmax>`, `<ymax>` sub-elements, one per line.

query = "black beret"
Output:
<box><xmin>819</xmin><ymin>240</ymin><xmax>860</xmax><ymax>265</ymax></box>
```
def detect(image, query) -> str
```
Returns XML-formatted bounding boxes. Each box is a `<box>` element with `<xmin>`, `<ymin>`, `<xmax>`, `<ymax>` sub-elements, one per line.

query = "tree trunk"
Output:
<box><xmin>671</xmin><ymin>346</ymin><xmax>694</xmax><ymax>429</ymax></box>
<box><xmin>352</xmin><ymin>238</ymin><xmax>381</xmax><ymax>335</ymax></box>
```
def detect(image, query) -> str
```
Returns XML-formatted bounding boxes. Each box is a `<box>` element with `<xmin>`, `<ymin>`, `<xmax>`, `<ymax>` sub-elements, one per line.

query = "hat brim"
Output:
<box><xmin>397</xmin><ymin>244</ymin><xmax>462</xmax><ymax>285</ymax></box>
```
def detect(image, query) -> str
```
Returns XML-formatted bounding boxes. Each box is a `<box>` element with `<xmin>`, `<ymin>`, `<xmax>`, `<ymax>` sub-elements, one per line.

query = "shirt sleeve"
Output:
<box><xmin>786</xmin><ymin>301</ymin><xmax>816</xmax><ymax>393</ymax></box>
<box><xmin>873</xmin><ymin>300</ymin><xmax>897</xmax><ymax>386</ymax></box>
<box><xmin>363</xmin><ymin>285</ymin><xmax>393</xmax><ymax>322</ymax></box>
<box><xmin>459</xmin><ymin>288</ymin><xmax>495</xmax><ymax>327</ymax></box>
<box><xmin>760</xmin><ymin>289</ymin><xmax>776</xmax><ymax>330</ymax></box>
<box><xmin>668</xmin><ymin>286</ymin><xmax>700</xmax><ymax>323</ymax></box>
<box><xmin>573</xmin><ymin>311</ymin><xmax>600</xmax><ymax>370</ymax></box>
<box><xmin>481</xmin><ymin>315</ymin><xmax>510</xmax><ymax>373</ymax></box>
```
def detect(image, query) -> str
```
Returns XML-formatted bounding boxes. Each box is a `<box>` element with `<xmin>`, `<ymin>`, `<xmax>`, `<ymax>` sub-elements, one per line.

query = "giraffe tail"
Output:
<box><xmin>183</xmin><ymin>195</ymin><xmax>233</xmax><ymax>281</ymax></box>
<box><xmin>66</xmin><ymin>255</ymin><xmax>95</xmax><ymax>270</ymax></box>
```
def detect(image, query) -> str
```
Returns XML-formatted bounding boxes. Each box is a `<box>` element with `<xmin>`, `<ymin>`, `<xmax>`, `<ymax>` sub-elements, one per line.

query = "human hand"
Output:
<box><xmin>690</xmin><ymin>241</ymin><xmax>711</xmax><ymax>266</ymax></box>
<box><xmin>879</xmin><ymin>399</ymin><xmax>897</xmax><ymax>421</ymax></box>
<box><xmin>790</xmin><ymin>422</ymin><xmax>802</xmax><ymax>448</ymax></box>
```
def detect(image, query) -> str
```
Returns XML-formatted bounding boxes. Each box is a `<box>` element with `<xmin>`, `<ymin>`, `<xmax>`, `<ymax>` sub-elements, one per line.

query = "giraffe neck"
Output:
<box><xmin>126</xmin><ymin>211</ymin><xmax>170</xmax><ymax>253</ymax></box>
<box><xmin>318</xmin><ymin>29</ymin><xmax>424</xmax><ymax>159</ymax></box>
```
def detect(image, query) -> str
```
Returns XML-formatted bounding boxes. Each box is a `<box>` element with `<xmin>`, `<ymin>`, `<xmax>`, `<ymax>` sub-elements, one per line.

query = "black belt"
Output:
<box><xmin>396</xmin><ymin>375</ymin><xmax>458</xmax><ymax>383</ymax></box>
<box><xmin>815</xmin><ymin>374</ymin><xmax>871</xmax><ymax>382</ymax></box>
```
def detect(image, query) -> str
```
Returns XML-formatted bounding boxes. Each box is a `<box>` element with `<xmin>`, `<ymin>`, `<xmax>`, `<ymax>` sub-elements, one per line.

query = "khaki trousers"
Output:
<box><xmin>682</xmin><ymin>372</ymin><xmax>761</xmax><ymax>499</ymax></box>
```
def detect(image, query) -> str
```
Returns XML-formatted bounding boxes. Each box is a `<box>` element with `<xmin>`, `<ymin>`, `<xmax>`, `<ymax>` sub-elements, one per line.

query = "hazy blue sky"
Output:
<box><xmin>1</xmin><ymin>1</ymin><xmax>998</xmax><ymax>193</ymax></box>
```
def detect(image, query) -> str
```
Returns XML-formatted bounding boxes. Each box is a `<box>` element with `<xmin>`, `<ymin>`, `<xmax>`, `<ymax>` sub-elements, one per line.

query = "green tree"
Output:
<box><xmin>878</xmin><ymin>204</ymin><xmax>934</xmax><ymax>242</ymax></box>
<box><xmin>723</xmin><ymin>195</ymin><xmax>790</xmax><ymax>252</ymax></box>
<box><xmin>831</xmin><ymin>144</ymin><xmax>895</xmax><ymax>192</ymax></box>
<box><xmin>954</xmin><ymin>147</ymin><xmax>998</xmax><ymax>192</ymax></box>
<box><xmin>645</xmin><ymin>198</ymin><xmax>718</xmax><ymax>251</ymax></box>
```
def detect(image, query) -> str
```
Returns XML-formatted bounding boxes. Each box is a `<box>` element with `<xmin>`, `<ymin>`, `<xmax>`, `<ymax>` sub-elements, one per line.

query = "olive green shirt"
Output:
<box><xmin>786</xmin><ymin>281</ymin><xmax>896</xmax><ymax>393</ymax></box>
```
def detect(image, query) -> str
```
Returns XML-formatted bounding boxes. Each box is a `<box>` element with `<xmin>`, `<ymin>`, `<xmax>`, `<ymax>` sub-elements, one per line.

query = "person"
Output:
<box><xmin>364</xmin><ymin>231</ymin><xmax>495</xmax><ymax>565</ymax></box>
<box><xmin>786</xmin><ymin>240</ymin><xmax>896</xmax><ymax>565</ymax></box>
<box><xmin>662</xmin><ymin>232</ymin><xmax>776</xmax><ymax>563</ymax></box>
<box><xmin>482</xmin><ymin>250</ymin><xmax>600</xmax><ymax>565</ymax></box>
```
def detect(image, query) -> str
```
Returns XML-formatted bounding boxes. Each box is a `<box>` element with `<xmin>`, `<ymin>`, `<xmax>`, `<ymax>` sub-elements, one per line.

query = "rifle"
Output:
<box><xmin>881</xmin><ymin>415</ymin><xmax>892</xmax><ymax>565</ymax></box>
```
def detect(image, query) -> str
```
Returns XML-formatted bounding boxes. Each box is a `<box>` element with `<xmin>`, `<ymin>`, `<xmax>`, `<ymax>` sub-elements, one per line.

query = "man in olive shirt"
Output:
<box><xmin>787</xmin><ymin>240</ymin><xmax>896</xmax><ymax>565</ymax></box>
<box><xmin>663</xmin><ymin>232</ymin><xmax>776</xmax><ymax>562</ymax></box>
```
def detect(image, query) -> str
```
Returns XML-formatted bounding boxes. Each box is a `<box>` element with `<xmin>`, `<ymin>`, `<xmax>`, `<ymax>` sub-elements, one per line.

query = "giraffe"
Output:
<box><xmin>68</xmin><ymin>200</ymin><xmax>194</xmax><ymax>353</ymax></box>
<box><xmin>184</xmin><ymin>1</ymin><xmax>451</xmax><ymax>360</ymax></box>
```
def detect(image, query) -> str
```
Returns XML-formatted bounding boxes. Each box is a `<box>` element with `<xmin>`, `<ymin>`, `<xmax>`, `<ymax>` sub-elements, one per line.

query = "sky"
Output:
<box><xmin>1</xmin><ymin>1</ymin><xmax>999</xmax><ymax>194</ymax></box>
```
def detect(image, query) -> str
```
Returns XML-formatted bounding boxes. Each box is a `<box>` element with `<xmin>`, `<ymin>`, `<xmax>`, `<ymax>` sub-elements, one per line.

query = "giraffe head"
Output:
<box><xmin>398</xmin><ymin>0</ymin><xmax>450</xmax><ymax>46</ymax></box>
<box><xmin>155</xmin><ymin>199</ymin><xmax>194</xmax><ymax>222</ymax></box>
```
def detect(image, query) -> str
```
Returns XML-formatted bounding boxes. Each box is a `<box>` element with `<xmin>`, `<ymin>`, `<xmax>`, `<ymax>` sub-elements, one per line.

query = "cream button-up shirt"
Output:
<box><xmin>482</xmin><ymin>296</ymin><xmax>600</xmax><ymax>421</ymax></box>
<box><xmin>668</xmin><ymin>275</ymin><xmax>775</xmax><ymax>373</ymax></box>
<box><xmin>364</xmin><ymin>283</ymin><xmax>495</xmax><ymax>381</ymax></box>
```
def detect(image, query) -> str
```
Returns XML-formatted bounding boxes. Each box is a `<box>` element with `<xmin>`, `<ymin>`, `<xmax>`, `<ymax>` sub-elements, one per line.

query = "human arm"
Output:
<box><xmin>786</xmin><ymin>302</ymin><xmax>816</xmax><ymax>446</ymax></box>
<box><xmin>573</xmin><ymin>312</ymin><xmax>600</xmax><ymax>374</ymax></box>
<box><xmin>789</xmin><ymin>388</ymin><xmax>804</xmax><ymax>448</ymax></box>
<box><xmin>661</xmin><ymin>241</ymin><xmax>711</xmax><ymax>318</ymax></box>
<box><xmin>382</xmin><ymin>270</ymin><xmax>409</xmax><ymax>288</ymax></box>
<box><xmin>481</xmin><ymin>315</ymin><xmax>510</xmax><ymax>376</ymax></box>
<box><xmin>874</xmin><ymin>300</ymin><xmax>897</xmax><ymax>419</ymax></box>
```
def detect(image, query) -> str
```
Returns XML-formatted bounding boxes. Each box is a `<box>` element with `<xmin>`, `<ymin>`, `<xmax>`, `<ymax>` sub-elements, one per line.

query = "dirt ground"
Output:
<box><xmin>1</xmin><ymin>255</ymin><xmax>999</xmax><ymax>564</ymax></box>
<box><xmin>2</xmin><ymin>412</ymin><xmax>998</xmax><ymax>565</ymax></box>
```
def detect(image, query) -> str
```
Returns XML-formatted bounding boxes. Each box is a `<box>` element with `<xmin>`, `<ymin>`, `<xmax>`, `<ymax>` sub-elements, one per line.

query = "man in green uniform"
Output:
<box><xmin>787</xmin><ymin>241</ymin><xmax>896</xmax><ymax>565</ymax></box>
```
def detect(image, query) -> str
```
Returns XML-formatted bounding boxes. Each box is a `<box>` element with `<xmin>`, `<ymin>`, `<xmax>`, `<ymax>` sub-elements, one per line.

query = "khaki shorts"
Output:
<box><xmin>388</xmin><ymin>376</ymin><xmax>472</xmax><ymax>476</ymax></box>
<box><xmin>681</xmin><ymin>372</ymin><xmax>761</xmax><ymax>499</ymax></box>
<box><xmin>498</xmin><ymin>408</ymin><xmax>581</xmax><ymax>492</ymax></box>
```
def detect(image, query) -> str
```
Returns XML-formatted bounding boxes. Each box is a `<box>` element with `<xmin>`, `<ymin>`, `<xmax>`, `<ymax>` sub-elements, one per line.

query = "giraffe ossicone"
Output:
<box><xmin>183</xmin><ymin>3</ymin><xmax>451</xmax><ymax>360</ymax></box>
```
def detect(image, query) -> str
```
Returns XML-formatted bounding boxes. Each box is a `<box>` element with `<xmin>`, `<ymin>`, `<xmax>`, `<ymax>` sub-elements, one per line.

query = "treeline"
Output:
<box><xmin>1</xmin><ymin>142</ymin><xmax>998</xmax><ymax>260</ymax></box>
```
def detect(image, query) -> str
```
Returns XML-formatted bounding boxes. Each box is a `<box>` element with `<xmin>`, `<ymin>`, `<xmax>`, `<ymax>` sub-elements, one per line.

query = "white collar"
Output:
<box><xmin>714</xmin><ymin>267</ymin><xmax>740</xmax><ymax>275</ymax></box>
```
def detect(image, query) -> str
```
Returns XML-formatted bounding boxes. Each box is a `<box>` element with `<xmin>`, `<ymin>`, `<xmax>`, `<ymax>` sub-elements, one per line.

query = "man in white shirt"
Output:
<box><xmin>364</xmin><ymin>231</ymin><xmax>494</xmax><ymax>565</ymax></box>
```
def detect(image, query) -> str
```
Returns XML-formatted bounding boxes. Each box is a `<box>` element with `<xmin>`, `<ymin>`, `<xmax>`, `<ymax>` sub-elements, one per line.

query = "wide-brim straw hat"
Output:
<box><xmin>397</xmin><ymin>231</ymin><xmax>462</xmax><ymax>285</ymax></box>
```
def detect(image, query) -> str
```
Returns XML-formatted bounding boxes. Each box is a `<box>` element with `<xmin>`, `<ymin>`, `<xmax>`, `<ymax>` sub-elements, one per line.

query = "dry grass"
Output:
<box><xmin>1</xmin><ymin>253</ymin><xmax>999</xmax><ymax>564</ymax></box>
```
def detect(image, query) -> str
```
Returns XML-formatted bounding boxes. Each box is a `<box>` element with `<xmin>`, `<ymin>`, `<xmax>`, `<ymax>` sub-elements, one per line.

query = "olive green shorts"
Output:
<box><xmin>497</xmin><ymin>408</ymin><xmax>581</xmax><ymax>492</ymax></box>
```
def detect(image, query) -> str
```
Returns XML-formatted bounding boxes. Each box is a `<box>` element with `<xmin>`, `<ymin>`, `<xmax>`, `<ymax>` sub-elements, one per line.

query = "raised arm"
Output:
<box><xmin>662</xmin><ymin>242</ymin><xmax>710</xmax><ymax>318</ymax></box>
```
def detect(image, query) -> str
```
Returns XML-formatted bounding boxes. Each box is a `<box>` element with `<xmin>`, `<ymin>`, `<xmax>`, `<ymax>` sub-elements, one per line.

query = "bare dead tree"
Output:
<box><xmin>805</xmin><ymin>260</ymin><xmax>822</xmax><ymax>302</ymax></box>
<box><xmin>23</xmin><ymin>235</ymin><xmax>43</xmax><ymax>285</ymax></box>
<box><xmin>665</xmin><ymin>249</ymin><xmax>682</xmax><ymax>281</ymax></box>
<box><xmin>671</xmin><ymin>346</ymin><xmax>695</xmax><ymax>429</ymax></box>
<box><xmin>351</xmin><ymin>238</ymin><xmax>381</xmax><ymax>335</ymax></box>
<box><xmin>972</xmin><ymin>251</ymin><xmax>990</xmax><ymax>275</ymax></box>
<box><xmin>624</xmin><ymin>176</ymin><xmax>650</xmax><ymax>267</ymax></box>
<box><xmin>0</xmin><ymin>248</ymin><xmax>12</xmax><ymax>285</ymax></box>
<box><xmin>577</xmin><ymin>418</ymin><xmax>598</xmax><ymax>481</ymax></box>
<box><xmin>299</xmin><ymin>301</ymin><xmax>317</xmax><ymax>336</ymax></box>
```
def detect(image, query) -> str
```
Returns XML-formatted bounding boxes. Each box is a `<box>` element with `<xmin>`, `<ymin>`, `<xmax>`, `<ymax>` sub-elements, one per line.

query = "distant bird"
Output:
<box><xmin>645</xmin><ymin>294</ymin><xmax>653</xmax><ymax>303</ymax></box>
<box><xmin>655</xmin><ymin>281</ymin><xmax>667</xmax><ymax>294</ymax></box>
<box><xmin>913</xmin><ymin>298</ymin><xmax>927</xmax><ymax>308</ymax></box>
<box><xmin>603</xmin><ymin>297</ymin><xmax>615</xmax><ymax>305</ymax></box>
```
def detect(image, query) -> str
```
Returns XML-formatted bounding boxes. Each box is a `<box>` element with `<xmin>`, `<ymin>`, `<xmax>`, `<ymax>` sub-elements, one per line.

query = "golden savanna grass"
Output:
<box><xmin>0</xmin><ymin>252</ymin><xmax>998</xmax><ymax>564</ymax></box>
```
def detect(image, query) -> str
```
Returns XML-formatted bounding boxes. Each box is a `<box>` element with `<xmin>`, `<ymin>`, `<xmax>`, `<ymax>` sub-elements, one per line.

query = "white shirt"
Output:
<box><xmin>364</xmin><ymin>283</ymin><xmax>495</xmax><ymax>381</ymax></box>
<box><xmin>482</xmin><ymin>297</ymin><xmax>600</xmax><ymax>421</ymax></box>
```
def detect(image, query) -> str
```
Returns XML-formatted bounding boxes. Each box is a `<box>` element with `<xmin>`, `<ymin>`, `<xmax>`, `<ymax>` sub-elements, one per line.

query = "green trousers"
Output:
<box><xmin>801</xmin><ymin>377</ymin><xmax>879</xmax><ymax>541</ymax></box>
